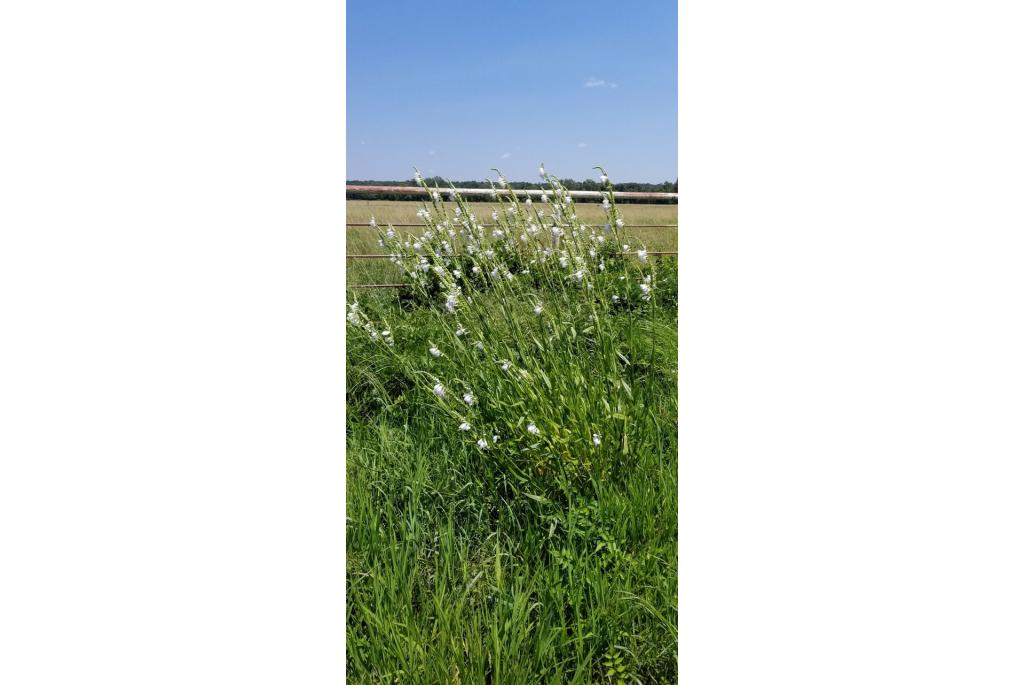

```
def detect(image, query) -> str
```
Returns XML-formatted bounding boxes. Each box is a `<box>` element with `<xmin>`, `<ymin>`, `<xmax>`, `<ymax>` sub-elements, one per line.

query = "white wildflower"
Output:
<box><xmin>533</xmin><ymin>304</ymin><xmax>543</xmax><ymax>315</ymax></box>
<box><xmin>615</xmin><ymin>218</ymin><xmax>624</xmax><ymax>229</ymax></box>
<box><xmin>599</xmin><ymin>173</ymin><xmax>608</xmax><ymax>183</ymax></box>
<box><xmin>501</xmin><ymin>360</ymin><xmax>511</xmax><ymax>371</ymax></box>
<box><xmin>431</xmin><ymin>191</ymin><xmax>440</xmax><ymax>202</ymax></box>
<box><xmin>637</xmin><ymin>248</ymin><xmax>648</xmax><ymax>263</ymax></box>
<box><xmin>429</xmin><ymin>345</ymin><xmax>441</xmax><ymax>358</ymax></box>
<box><xmin>477</xmin><ymin>438</ymin><xmax>488</xmax><ymax>450</ymax></box>
<box><xmin>474</xmin><ymin>341</ymin><xmax>485</xmax><ymax>351</ymax></box>
<box><xmin>462</xmin><ymin>392</ymin><xmax>475</xmax><ymax>406</ymax></box>
<box><xmin>459</xmin><ymin>422</ymin><xmax>471</xmax><ymax>432</ymax></box>
<box><xmin>432</xmin><ymin>382</ymin><xmax>445</xmax><ymax>397</ymax></box>
<box><xmin>592</xmin><ymin>433</ymin><xmax>602</xmax><ymax>446</ymax></box>
<box><xmin>456</xmin><ymin>325</ymin><xmax>467</xmax><ymax>337</ymax></box>
<box><xmin>538</xmin><ymin>164</ymin><xmax>545</xmax><ymax>177</ymax></box>
<box><xmin>527</xmin><ymin>422</ymin><xmax>540</xmax><ymax>435</ymax></box>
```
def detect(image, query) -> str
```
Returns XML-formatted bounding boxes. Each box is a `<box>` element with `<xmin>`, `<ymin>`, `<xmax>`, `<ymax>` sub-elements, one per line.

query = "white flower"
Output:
<box><xmin>472</xmin><ymin>265</ymin><xmax>481</xmax><ymax>274</ymax></box>
<box><xmin>369</xmin><ymin>217</ymin><xmax>377</xmax><ymax>228</ymax></box>
<box><xmin>414</xmin><ymin>170</ymin><xmax>422</xmax><ymax>182</ymax></box>
<box><xmin>501</xmin><ymin>360</ymin><xmax>511</xmax><ymax>371</ymax></box>
<box><xmin>588</xmin><ymin>249</ymin><xmax>597</xmax><ymax>258</ymax></box>
<box><xmin>431</xmin><ymin>191</ymin><xmax>440</xmax><ymax>202</ymax></box>
<box><xmin>381</xmin><ymin>329</ymin><xmax>390</xmax><ymax>337</ymax></box>
<box><xmin>491</xmin><ymin>211</ymin><xmax>499</xmax><ymax>221</ymax></box>
<box><xmin>573</xmin><ymin>269</ymin><xmax>584</xmax><ymax>282</ymax></box>
<box><xmin>492</xmin><ymin>229</ymin><xmax>504</xmax><ymax>238</ymax></box>
<box><xmin>483</xmin><ymin>249</ymin><xmax>495</xmax><ymax>259</ymax></box>
<box><xmin>551</xmin><ymin>226</ymin><xmax>562</xmax><ymax>238</ymax></box>
<box><xmin>637</xmin><ymin>248</ymin><xmax>648</xmax><ymax>263</ymax></box>
<box><xmin>497</xmin><ymin>175</ymin><xmax>507</xmax><ymax>188</ymax></box>
<box><xmin>592</xmin><ymin>433</ymin><xmax>602</xmax><ymax>446</ymax></box>
<box><xmin>433</xmin><ymin>383</ymin><xmax>445</xmax><ymax>397</ymax></box>
<box><xmin>602</xmin><ymin>198</ymin><xmax>610</xmax><ymax>210</ymax></box>
<box><xmin>386</xmin><ymin>227</ymin><xmax>395</xmax><ymax>239</ymax></box>
<box><xmin>455</xmin><ymin>326</ymin><xmax>467</xmax><ymax>337</ymax></box>
<box><xmin>474</xmin><ymin>341</ymin><xmax>485</xmax><ymax>351</ymax></box>
<box><xmin>538</xmin><ymin>164</ymin><xmax>545</xmax><ymax>177</ymax></box>
<box><xmin>413</xmin><ymin>241</ymin><xmax>422</xmax><ymax>252</ymax></box>
<box><xmin>599</xmin><ymin>173</ymin><xmax>608</xmax><ymax>183</ymax></box>
<box><xmin>598</xmin><ymin>261</ymin><xmax>606</xmax><ymax>272</ymax></box>
<box><xmin>540</xmin><ymin>193</ymin><xmax>549</xmax><ymax>203</ymax></box>
<box><xmin>453</xmin><ymin>269</ymin><xmax>461</xmax><ymax>278</ymax></box>
<box><xmin>615</xmin><ymin>218</ymin><xmax>624</xmax><ymax>229</ymax></box>
<box><xmin>533</xmin><ymin>304</ymin><xmax>543</xmax><ymax>316</ymax></box>
<box><xmin>623</xmin><ymin>244</ymin><xmax>630</xmax><ymax>252</ymax></box>
<box><xmin>462</xmin><ymin>392</ymin><xmax>475</xmax><ymax>406</ymax></box>
<box><xmin>527</xmin><ymin>422</ymin><xmax>540</xmax><ymax>435</ymax></box>
<box><xmin>477</xmin><ymin>438</ymin><xmax>488</xmax><ymax>449</ymax></box>
<box><xmin>506</xmin><ymin>206</ymin><xmax>515</xmax><ymax>215</ymax></box>
<box><xmin>525</xmin><ymin>197</ymin><xmax>533</xmax><ymax>205</ymax></box>
<box><xmin>429</xmin><ymin>346</ymin><xmax>441</xmax><ymax>358</ymax></box>
<box><xmin>459</xmin><ymin>422</ymin><xmax>471</xmax><ymax>432</ymax></box>
<box><xmin>558</xmin><ymin>255</ymin><xmax>569</xmax><ymax>268</ymax></box>
<box><xmin>597</xmin><ymin>235</ymin><xmax>605</xmax><ymax>244</ymax></box>
<box><xmin>612</xmin><ymin>294</ymin><xmax>620</xmax><ymax>303</ymax></box>
<box><xmin>445</xmin><ymin>294</ymin><xmax>457</xmax><ymax>313</ymax></box>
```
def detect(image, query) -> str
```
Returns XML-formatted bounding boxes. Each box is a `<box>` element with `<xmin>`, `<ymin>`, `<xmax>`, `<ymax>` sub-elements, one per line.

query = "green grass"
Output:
<box><xmin>347</xmin><ymin>200</ymin><xmax>678</xmax><ymax>286</ymax></box>
<box><xmin>347</xmin><ymin>172</ymin><xmax>678</xmax><ymax>682</ymax></box>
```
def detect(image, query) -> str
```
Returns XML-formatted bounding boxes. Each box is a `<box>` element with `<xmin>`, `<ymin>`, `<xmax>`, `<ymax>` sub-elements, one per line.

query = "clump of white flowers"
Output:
<box><xmin>354</xmin><ymin>163</ymin><xmax>665</xmax><ymax>485</ymax></box>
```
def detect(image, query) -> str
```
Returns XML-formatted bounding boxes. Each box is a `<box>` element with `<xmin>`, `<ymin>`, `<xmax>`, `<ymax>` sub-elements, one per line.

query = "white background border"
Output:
<box><xmin>2</xmin><ymin>1</ymin><xmax>1022</xmax><ymax>682</ymax></box>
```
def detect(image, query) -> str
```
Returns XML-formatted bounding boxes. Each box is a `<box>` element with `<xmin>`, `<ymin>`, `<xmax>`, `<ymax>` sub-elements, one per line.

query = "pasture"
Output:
<box><xmin>346</xmin><ymin>178</ymin><xmax>677</xmax><ymax>682</ymax></box>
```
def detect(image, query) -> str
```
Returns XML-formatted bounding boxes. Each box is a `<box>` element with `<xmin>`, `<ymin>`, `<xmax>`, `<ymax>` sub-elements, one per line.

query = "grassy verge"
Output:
<box><xmin>347</xmin><ymin>170</ymin><xmax>678</xmax><ymax>682</ymax></box>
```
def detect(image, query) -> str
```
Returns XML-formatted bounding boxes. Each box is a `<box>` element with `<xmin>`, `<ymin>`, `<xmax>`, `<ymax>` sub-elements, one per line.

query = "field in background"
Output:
<box><xmin>346</xmin><ymin>200</ymin><xmax>679</xmax><ymax>286</ymax></box>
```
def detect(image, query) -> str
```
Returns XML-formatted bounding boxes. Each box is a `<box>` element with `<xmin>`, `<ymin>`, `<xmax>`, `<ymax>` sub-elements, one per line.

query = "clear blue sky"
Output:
<box><xmin>347</xmin><ymin>0</ymin><xmax>677</xmax><ymax>183</ymax></box>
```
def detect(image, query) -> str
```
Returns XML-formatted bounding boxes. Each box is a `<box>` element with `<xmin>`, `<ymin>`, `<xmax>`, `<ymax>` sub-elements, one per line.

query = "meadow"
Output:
<box><xmin>346</xmin><ymin>171</ymin><xmax>678</xmax><ymax>682</ymax></box>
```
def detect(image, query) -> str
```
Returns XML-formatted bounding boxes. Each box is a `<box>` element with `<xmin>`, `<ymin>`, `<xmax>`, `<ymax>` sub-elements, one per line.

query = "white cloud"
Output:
<box><xmin>583</xmin><ymin>77</ymin><xmax>618</xmax><ymax>89</ymax></box>
<box><xmin>501</xmin><ymin>152</ymin><xmax>512</xmax><ymax>159</ymax></box>
<box><xmin>577</xmin><ymin>143</ymin><xmax>587</xmax><ymax>148</ymax></box>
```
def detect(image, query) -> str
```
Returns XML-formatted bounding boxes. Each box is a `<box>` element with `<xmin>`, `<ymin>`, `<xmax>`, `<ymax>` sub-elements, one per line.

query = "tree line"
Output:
<box><xmin>347</xmin><ymin>178</ymin><xmax>678</xmax><ymax>204</ymax></box>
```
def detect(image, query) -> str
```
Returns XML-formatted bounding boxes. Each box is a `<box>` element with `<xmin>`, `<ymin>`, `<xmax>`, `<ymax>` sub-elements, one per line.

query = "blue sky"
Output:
<box><xmin>347</xmin><ymin>0</ymin><xmax>677</xmax><ymax>183</ymax></box>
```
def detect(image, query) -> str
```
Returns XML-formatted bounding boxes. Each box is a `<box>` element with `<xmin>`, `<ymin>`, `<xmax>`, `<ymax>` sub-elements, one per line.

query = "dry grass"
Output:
<box><xmin>346</xmin><ymin>200</ymin><xmax>678</xmax><ymax>285</ymax></box>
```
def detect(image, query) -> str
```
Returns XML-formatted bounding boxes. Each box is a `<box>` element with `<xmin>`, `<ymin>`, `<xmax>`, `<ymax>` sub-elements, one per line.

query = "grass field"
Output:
<box><xmin>346</xmin><ymin>180</ymin><xmax>678</xmax><ymax>682</ymax></box>
<box><xmin>346</xmin><ymin>200</ymin><xmax>678</xmax><ymax>286</ymax></box>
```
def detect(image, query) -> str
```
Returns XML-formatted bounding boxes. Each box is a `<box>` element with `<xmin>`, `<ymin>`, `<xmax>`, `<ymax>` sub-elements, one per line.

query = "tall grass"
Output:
<box><xmin>347</xmin><ymin>166</ymin><xmax>677</xmax><ymax>683</ymax></box>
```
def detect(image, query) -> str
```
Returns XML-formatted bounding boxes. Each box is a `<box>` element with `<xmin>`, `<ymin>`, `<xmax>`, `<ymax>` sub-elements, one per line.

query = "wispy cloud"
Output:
<box><xmin>583</xmin><ymin>77</ymin><xmax>618</xmax><ymax>89</ymax></box>
<box><xmin>500</xmin><ymin>152</ymin><xmax>512</xmax><ymax>159</ymax></box>
<box><xmin>577</xmin><ymin>142</ymin><xmax>587</xmax><ymax>148</ymax></box>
